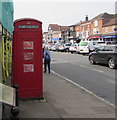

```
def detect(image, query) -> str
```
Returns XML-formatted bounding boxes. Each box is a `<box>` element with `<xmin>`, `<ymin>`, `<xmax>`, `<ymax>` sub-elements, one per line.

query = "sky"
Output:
<box><xmin>13</xmin><ymin>0</ymin><xmax>116</xmax><ymax>32</ymax></box>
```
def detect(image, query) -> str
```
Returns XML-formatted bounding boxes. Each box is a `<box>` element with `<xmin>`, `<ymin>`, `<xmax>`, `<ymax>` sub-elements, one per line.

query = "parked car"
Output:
<box><xmin>94</xmin><ymin>41</ymin><xmax>106</xmax><ymax>49</ymax></box>
<box><xmin>55</xmin><ymin>43</ymin><xmax>61</xmax><ymax>52</ymax></box>
<box><xmin>64</xmin><ymin>43</ymin><xmax>71</xmax><ymax>52</ymax></box>
<box><xmin>51</xmin><ymin>45</ymin><xmax>57</xmax><ymax>51</ymax></box>
<box><xmin>79</xmin><ymin>41</ymin><xmax>95</xmax><ymax>54</ymax></box>
<box><xmin>59</xmin><ymin>44</ymin><xmax>65</xmax><ymax>52</ymax></box>
<box><xmin>47</xmin><ymin>44</ymin><xmax>54</xmax><ymax>50</ymax></box>
<box><xmin>89</xmin><ymin>45</ymin><xmax>117</xmax><ymax>69</ymax></box>
<box><xmin>69</xmin><ymin>43</ymin><xmax>79</xmax><ymax>53</ymax></box>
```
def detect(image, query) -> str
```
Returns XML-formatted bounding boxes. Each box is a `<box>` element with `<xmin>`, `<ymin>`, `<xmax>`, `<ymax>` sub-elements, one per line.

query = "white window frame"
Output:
<box><xmin>105</xmin><ymin>27</ymin><xmax>108</xmax><ymax>33</ymax></box>
<box><xmin>94</xmin><ymin>20</ymin><xmax>98</xmax><ymax>27</ymax></box>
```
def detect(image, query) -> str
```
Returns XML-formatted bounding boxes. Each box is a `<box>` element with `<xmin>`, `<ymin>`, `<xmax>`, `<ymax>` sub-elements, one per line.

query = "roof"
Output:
<box><xmin>48</xmin><ymin>24</ymin><xmax>60</xmax><ymax>31</ymax></box>
<box><xmin>60</xmin><ymin>26</ymin><xmax>69</xmax><ymax>31</ymax></box>
<box><xmin>103</xmin><ymin>17</ymin><xmax>117</xmax><ymax>27</ymax></box>
<box><xmin>49</xmin><ymin>24</ymin><xmax>69</xmax><ymax>31</ymax></box>
<box><xmin>14</xmin><ymin>18</ymin><xmax>42</xmax><ymax>24</ymax></box>
<box><xmin>91</xmin><ymin>12</ymin><xmax>115</xmax><ymax>21</ymax></box>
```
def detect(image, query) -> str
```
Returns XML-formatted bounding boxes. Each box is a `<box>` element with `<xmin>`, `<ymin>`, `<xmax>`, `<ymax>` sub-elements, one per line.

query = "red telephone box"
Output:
<box><xmin>12</xmin><ymin>18</ymin><xmax>43</xmax><ymax>99</ymax></box>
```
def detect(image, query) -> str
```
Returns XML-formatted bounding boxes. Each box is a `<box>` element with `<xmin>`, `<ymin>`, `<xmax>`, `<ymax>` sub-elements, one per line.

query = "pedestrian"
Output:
<box><xmin>42</xmin><ymin>46</ymin><xmax>45</xmax><ymax>58</ymax></box>
<box><xmin>44</xmin><ymin>46</ymin><xmax>51</xmax><ymax>73</ymax></box>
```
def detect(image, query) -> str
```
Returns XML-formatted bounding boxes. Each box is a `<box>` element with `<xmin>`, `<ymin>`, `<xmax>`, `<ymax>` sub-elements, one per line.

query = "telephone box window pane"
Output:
<box><xmin>23</xmin><ymin>41</ymin><xmax>34</xmax><ymax>49</ymax></box>
<box><xmin>24</xmin><ymin>52</ymin><xmax>34</xmax><ymax>60</ymax></box>
<box><xmin>19</xmin><ymin>25</ymin><xmax>39</xmax><ymax>29</ymax></box>
<box><xmin>24</xmin><ymin>64</ymin><xmax>34</xmax><ymax>72</ymax></box>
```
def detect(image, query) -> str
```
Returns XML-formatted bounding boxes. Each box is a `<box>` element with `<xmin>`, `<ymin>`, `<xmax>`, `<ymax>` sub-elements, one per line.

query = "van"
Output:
<box><xmin>79</xmin><ymin>41</ymin><xmax>95</xmax><ymax>54</ymax></box>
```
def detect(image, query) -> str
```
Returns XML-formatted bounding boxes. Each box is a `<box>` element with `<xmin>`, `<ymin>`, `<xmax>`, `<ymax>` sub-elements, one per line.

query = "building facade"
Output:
<box><xmin>88</xmin><ymin>12</ymin><xmax>116</xmax><ymax>42</ymax></box>
<box><xmin>101</xmin><ymin>17</ymin><xmax>117</xmax><ymax>43</ymax></box>
<box><xmin>45</xmin><ymin>12</ymin><xmax>116</xmax><ymax>44</ymax></box>
<box><xmin>0</xmin><ymin>0</ymin><xmax>14</xmax><ymax>119</ymax></box>
<box><xmin>48</xmin><ymin>24</ymin><xmax>69</xmax><ymax>43</ymax></box>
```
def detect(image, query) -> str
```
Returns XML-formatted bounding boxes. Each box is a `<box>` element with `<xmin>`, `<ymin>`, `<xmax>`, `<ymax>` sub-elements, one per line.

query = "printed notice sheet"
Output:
<box><xmin>0</xmin><ymin>83</ymin><xmax>15</xmax><ymax>106</ymax></box>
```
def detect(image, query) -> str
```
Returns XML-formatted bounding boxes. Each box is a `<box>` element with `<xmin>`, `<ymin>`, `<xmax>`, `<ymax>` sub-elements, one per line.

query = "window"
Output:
<box><xmin>94</xmin><ymin>20</ymin><xmax>98</xmax><ymax>26</ymax></box>
<box><xmin>93</xmin><ymin>28</ymin><xmax>99</xmax><ymax>34</ymax></box>
<box><xmin>98</xmin><ymin>46</ymin><xmax>104</xmax><ymax>51</ymax></box>
<box><xmin>103</xmin><ymin>46</ymin><xmax>111</xmax><ymax>51</ymax></box>
<box><xmin>105</xmin><ymin>27</ymin><xmax>108</xmax><ymax>33</ymax></box>
<box><xmin>112</xmin><ymin>26</ymin><xmax>116</xmax><ymax>32</ymax></box>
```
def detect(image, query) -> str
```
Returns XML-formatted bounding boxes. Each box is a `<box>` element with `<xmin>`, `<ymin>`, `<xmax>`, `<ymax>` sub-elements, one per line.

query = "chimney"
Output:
<box><xmin>85</xmin><ymin>15</ymin><xmax>88</xmax><ymax>21</ymax></box>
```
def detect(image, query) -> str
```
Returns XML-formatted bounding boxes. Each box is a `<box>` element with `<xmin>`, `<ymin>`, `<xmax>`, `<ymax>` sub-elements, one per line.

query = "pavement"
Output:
<box><xmin>3</xmin><ymin>71</ymin><xmax>115</xmax><ymax>119</ymax></box>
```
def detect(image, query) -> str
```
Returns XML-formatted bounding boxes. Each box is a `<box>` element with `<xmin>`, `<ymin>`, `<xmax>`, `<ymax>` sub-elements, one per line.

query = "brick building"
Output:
<box><xmin>88</xmin><ymin>12</ymin><xmax>116</xmax><ymax>42</ymax></box>
<box><xmin>46</xmin><ymin>12</ymin><xmax>116</xmax><ymax>44</ymax></box>
<box><xmin>101</xmin><ymin>17</ymin><xmax>117</xmax><ymax>43</ymax></box>
<box><xmin>48</xmin><ymin>24</ymin><xmax>69</xmax><ymax>43</ymax></box>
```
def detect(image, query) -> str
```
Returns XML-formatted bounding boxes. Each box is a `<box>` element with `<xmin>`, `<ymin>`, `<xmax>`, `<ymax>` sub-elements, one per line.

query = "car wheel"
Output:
<box><xmin>108</xmin><ymin>58</ymin><xmax>116</xmax><ymax>69</ymax></box>
<box><xmin>89</xmin><ymin>55</ymin><xmax>95</xmax><ymax>64</ymax></box>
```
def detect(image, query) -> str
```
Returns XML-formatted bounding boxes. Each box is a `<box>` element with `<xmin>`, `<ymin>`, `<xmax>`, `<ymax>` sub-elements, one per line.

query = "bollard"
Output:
<box><xmin>13</xmin><ymin>85</ymin><xmax>19</xmax><ymax>106</ymax></box>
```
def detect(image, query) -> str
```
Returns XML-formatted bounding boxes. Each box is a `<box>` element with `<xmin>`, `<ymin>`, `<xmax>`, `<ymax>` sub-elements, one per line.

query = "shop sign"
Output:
<box><xmin>52</xmin><ymin>38</ymin><xmax>61</xmax><ymax>40</ymax></box>
<box><xmin>0</xmin><ymin>83</ymin><xmax>15</xmax><ymax>106</ymax></box>
<box><xmin>100</xmin><ymin>35</ymin><xmax>117</xmax><ymax>38</ymax></box>
<box><xmin>88</xmin><ymin>36</ymin><xmax>100</xmax><ymax>39</ymax></box>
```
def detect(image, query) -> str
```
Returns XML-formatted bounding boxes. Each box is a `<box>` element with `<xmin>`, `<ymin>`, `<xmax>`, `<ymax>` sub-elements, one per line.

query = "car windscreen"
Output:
<box><xmin>79</xmin><ymin>42</ymin><xmax>88</xmax><ymax>46</ymax></box>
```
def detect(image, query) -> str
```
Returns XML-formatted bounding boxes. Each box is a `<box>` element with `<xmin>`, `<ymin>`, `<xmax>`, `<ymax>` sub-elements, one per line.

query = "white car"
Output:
<box><xmin>51</xmin><ymin>45</ymin><xmax>57</xmax><ymax>51</ymax></box>
<box><xmin>79</xmin><ymin>41</ymin><xmax>95</xmax><ymax>54</ymax></box>
<box><xmin>69</xmin><ymin>43</ymin><xmax>79</xmax><ymax>53</ymax></box>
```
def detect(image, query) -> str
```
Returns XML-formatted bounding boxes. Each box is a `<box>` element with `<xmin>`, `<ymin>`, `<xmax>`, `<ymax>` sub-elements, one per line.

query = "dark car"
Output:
<box><xmin>89</xmin><ymin>45</ymin><xmax>117</xmax><ymax>69</ymax></box>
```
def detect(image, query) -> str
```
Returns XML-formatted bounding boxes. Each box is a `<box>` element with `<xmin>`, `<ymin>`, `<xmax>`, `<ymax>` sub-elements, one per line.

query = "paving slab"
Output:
<box><xmin>3</xmin><ymin>72</ymin><xmax>115</xmax><ymax>119</ymax></box>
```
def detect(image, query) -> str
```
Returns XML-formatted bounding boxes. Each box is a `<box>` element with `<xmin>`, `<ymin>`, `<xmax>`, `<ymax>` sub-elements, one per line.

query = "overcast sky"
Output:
<box><xmin>13</xmin><ymin>0</ymin><xmax>116</xmax><ymax>32</ymax></box>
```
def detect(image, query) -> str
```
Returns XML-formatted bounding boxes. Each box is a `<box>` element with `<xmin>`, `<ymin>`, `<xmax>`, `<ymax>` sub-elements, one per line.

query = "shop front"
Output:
<box><xmin>100</xmin><ymin>35</ymin><xmax>117</xmax><ymax>43</ymax></box>
<box><xmin>88</xmin><ymin>35</ymin><xmax>101</xmax><ymax>41</ymax></box>
<box><xmin>52</xmin><ymin>38</ymin><xmax>61</xmax><ymax>43</ymax></box>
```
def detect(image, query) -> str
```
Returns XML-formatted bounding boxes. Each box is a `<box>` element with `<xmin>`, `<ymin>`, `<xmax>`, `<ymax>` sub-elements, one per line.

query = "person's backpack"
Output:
<box><xmin>45</xmin><ymin>52</ymin><xmax>51</xmax><ymax>61</ymax></box>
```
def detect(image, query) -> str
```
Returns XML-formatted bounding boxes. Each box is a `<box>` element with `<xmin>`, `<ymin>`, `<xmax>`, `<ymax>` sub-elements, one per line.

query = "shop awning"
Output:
<box><xmin>88</xmin><ymin>36</ymin><xmax>100</xmax><ymax>39</ymax></box>
<box><xmin>100</xmin><ymin>35</ymin><xmax>117</xmax><ymax>38</ymax></box>
<box><xmin>52</xmin><ymin>38</ymin><xmax>61</xmax><ymax>40</ymax></box>
<box><xmin>88</xmin><ymin>34</ymin><xmax>101</xmax><ymax>39</ymax></box>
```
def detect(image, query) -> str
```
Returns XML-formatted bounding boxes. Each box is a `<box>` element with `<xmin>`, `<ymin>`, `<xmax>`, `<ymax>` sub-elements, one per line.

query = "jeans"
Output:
<box><xmin>44</xmin><ymin>59</ymin><xmax>50</xmax><ymax>73</ymax></box>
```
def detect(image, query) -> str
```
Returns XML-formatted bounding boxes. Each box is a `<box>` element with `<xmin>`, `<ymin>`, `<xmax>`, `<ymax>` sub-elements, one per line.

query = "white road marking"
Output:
<box><xmin>51</xmin><ymin>70</ymin><xmax>115</xmax><ymax>107</ymax></box>
<box><xmin>80</xmin><ymin>64</ymin><xmax>104</xmax><ymax>73</ymax></box>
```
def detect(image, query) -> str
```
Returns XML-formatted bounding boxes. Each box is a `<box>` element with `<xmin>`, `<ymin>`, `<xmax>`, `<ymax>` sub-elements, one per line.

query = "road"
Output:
<box><xmin>50</xmin><ymin>51</ymin><xmax>115</xmax><ymax>105</ymax></box>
